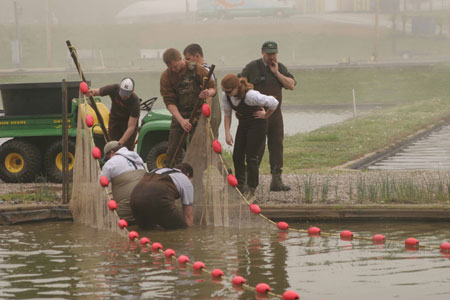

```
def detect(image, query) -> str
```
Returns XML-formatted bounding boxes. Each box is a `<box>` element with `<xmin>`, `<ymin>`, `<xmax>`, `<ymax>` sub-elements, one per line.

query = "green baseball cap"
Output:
<box><xmin>261</xmin><ymin>41</ymin><xmax>278</xmax><ymax>54</ymax></box>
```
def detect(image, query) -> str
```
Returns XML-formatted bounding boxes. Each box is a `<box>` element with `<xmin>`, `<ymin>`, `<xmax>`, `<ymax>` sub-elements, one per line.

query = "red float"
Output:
<box><xmin>164</xmin><ymin>249</ymin><xmax>176</xmax><ymax>258</ymax></box>
<box><xmin>283</xmin><ymin>290</ymin><xmax>300</xmax><ymax>300</ymax></box>
<box><xmin>372</xmin><ymin>234</ymin><xmax>386</xmax><ymax>244</ymax></box>
<box><xmin>128</xmin><ymin>231</ymin><xmax>139</xmax><ymax>241</ymax></box>
<box><xmin>85</xmin><ymin>114</ymin><xmax>94</xmax><ymax>127</ymax></box>
<box><xmin>227</xmin><ymin>174</ymin><xmax>238</xmax><ymax>187</ymax></box>
<box><xmin>440</xmin><ymin>242</ymin><xmax>450</xmax><ymax>252</ymax></box>
<box><xmin>202</xmin><ymin>103</ymin><xmax>211</xmax><ymax>117</ymax></box>
<box><xmin>232</xmin><ymin>276</ymin><xmax>246</xmax><ymax>286</ymax></box>
<box><xmin>308</xmin><ymin>226</ymin><xmax>321</xmax><ymax>236</ymax></box>
<box><xmin>249</xmin><ymin>203</ymin><xmax>261</xmax><ymax>214</ymax></box>
<box><xmin>405</xmin><ymin>237</ymin><xmax>419</xmax><ymax>247</ymax></box>
<box><xmin>193</xmin><ymin>261</ymin><xmax>205</xmax><ymax>271</ymax></box>
<box><xmin>277</xmin><ymin>221</ymin><xmax>289</xmax><ymax>230</ymax></box>
<box><xmin>212</xmin><ymin>139</ymin><xmax>222</xmax><ymax>153</ymax></box>
<box><xmin>151</xmin><ymin>242</ymin><xmax>163</xmax><ymax>252</ymax></box>
<box><xmin>108</xmin><ymin>200</ymin><xmax>117</xmax><ymax>211</ymax></box>
<box><xmin>211</xmin><ymin>268</ymin><xmax>224</xmax><ymax>279</ymax></box>
<box><xmin>340</xmin><ymin>230</ymin><xmax>353</xmax><ymax>240</ymax></box>
<box><xmin>99</xmin><ymin>176</ymin><xmax>109</xmax><ymax>187</ymax></box>
<box><xmin>79</xmin><ymin>81</ymin><xmax>89</xmax><ymax>94</ymax></box>
<box><xmin>177</xmin><ymin>255</ymin><xmax>190</xmax><ymax>264</ymax></box>
<box><xmin>140</xmin><ymin>237</ymin><xmax>150</xmax><ymax>245</ymax></box>
<box><xmin>92</xmin><ymin>147</ymin><xmax>101</xmax><ymax>159</ymax></box>
<box><xmin>118</xmin><ymin>219</ymin><xmax>128</xmax><ymax>229</ymax></box>
<box><xmin>255</xmin><ymin>283</ymin><xmax>271</xmax><ymax>294</ymax></box>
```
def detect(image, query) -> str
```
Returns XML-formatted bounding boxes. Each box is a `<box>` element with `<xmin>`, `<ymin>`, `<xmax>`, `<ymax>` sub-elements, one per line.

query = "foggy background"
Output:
<box><xmin>1</xmin><ymin>0</ymin><xmax>450</xmax><ymax>108</ymax></box>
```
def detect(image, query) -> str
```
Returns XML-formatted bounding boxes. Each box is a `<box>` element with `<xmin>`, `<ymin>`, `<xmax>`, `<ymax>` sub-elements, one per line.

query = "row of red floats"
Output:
<box><xmin>107</xmin><ymin>198</ymin><xmax>300</xmax><ymax>300</ymax></box>
<box><xmin>84</xmin><ymin>94</ymin><xmax>299</xmax><ymax>299</ymax></box>
<box><xmin>84</xmin><ymin>82</ymin><xmax>449</xmax><ymax>300</ymax></box>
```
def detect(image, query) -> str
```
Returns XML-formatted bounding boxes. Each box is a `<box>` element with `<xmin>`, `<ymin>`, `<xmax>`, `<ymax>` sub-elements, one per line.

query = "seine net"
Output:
<box><xmin>70</xmin><ymin>96</ymin><xmax>125</xmax><ymax>236</ymax></box>
<box><xmin>184</xmin><ymin>114</ymin><xmax>268</xmax><ymax>229</ymax></box>
<box><xmin>70</xmin><ymin>96</ymin><xmax>267</xmax><ymax>232</ymax></box>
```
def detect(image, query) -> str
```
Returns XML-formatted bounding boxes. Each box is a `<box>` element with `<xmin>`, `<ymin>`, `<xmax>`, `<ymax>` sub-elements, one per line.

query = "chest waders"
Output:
<box><xmin>226</xmin><ymin>95</ymin><xmax>266</xmax><ymax>198</ymax></box>
<box><xmin>254</xmin><ymin>59</ymin><xmax>290</xmax><ymax>191</ymax></box>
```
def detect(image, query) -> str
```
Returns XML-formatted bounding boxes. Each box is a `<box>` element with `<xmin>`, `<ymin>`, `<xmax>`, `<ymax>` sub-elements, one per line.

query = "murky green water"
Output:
<box><xmin>0</xmin><ymin>221</ymin><xmax>449</xmax><ymax>299</ymax></box>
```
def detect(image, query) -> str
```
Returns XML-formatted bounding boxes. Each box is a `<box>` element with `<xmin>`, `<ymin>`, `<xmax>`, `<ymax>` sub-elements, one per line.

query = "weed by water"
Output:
<box><xmin>320</xmin><ymin>177</ymin><xmax>329</xmax><ymax>203</ymax></box>
<box><xmin>304</xmin><ymin>176</ymin><xmax>314</xmax><ymax>204</ymax></box>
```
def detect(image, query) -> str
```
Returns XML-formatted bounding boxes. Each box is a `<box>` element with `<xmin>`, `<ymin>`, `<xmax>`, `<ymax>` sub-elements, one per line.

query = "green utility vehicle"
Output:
<box><xmin>135</xmin><ymin>97</ymin><xmax>184</xmax><ymax>170</ymax></box>
<box><xmin>0</xmin><ymin>81</ymin><xmax>109</xmax><ymax>183</ymax></box>
<box><xmin>0</xmin><ymin>82</ymin><xmax>178</xmax><ymax>183</ymax></box>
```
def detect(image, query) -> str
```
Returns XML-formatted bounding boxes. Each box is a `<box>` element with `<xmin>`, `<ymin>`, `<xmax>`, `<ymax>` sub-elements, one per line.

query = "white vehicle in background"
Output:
<box><xmin>196</xmin><ymin>0</ymin><xmax>297</xmax><ymax>19</ymax></box>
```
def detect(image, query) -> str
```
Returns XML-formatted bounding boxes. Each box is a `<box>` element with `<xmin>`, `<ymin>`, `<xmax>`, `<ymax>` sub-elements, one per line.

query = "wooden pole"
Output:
<box><xmin>61</xmin><ymin>80</ymin><xmax>69</xmax><ymax>204</ymax></box>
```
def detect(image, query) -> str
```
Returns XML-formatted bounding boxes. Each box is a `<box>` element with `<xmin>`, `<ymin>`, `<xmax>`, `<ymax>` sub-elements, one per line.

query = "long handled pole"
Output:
<box><xmin>169</xmin><ymin>64</ymin><xmax>215</xmax><ymax>167</ymax></box>
<box><xmin>66</xmin><ymin>40</ymin><xmax>110</xmax><ymax>142</ymax></box>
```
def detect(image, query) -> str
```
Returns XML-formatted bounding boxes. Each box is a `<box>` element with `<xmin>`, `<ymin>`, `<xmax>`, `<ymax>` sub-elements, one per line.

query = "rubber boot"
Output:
<box><xmin>246</xmin><ymin>187</ymin><xmax>256</xmax><ymax>203</ymax></box>
<box><xmin>237</xmin><ymin>183</ymin><xmax>248</xmax><ymax>195</ymax></box>
<box><xmin>270</xmin><ymin>173</ymin><xmax>291</xmax><ymax>192</ymax></box>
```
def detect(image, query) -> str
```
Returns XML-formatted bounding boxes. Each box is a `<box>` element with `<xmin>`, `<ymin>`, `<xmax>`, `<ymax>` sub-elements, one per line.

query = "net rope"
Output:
<box><xmin>70</xmin><ymin>95</ymin><xmax>125</xmax><ymax>236</ymax></box>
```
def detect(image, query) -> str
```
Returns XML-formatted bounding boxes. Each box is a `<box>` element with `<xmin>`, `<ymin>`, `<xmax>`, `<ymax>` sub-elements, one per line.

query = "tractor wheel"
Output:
<box><xmin>146</xmin><ymin>141</ymin><xmax>186</xmax><ymax>171</ymax></box>
<box><xmin>0</xmin><ymin>139</ymin><xmax>41</xmax><ymax>183</ymax></box>
<box><xmin>43</xmin><ymin>140</ymin><xmax>76</xmax><ymax>183</ymax></box>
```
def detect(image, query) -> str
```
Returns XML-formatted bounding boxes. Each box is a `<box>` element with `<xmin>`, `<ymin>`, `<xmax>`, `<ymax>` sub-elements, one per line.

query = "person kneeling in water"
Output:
<box><xmin>130</xmin><ymin>163</ymin><xmax>194</xmax><ymax>229</ymax></box>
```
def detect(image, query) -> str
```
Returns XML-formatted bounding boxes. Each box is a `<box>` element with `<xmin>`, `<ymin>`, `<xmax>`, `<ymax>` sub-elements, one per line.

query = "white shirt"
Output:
<box><xmin>221</xmin><ymin>89</ymin><xmax>278</xmax><ymax>117</ymax></box>
<box><xmin>101</xmin><ymin>147</ymin><xmax>145</xmax><ymax>181</ymax></box>
<box><xmin>154</xmin><ymin>168</ymin><xmax>194</xmax><ymax>206</ymax></box>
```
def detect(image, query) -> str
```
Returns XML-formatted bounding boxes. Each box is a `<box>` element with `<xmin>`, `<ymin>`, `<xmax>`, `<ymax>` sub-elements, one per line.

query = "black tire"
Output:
<box><xmin>43</xmin><ymin>139</ymin><xmax>76</xmax><ymax>183</ymax></box>
<box><xmin>0</xmin><ymin>139</ymin><xmax>41</xmax><ymax>183</ymax></box>
<box><xmin>146</xmin><ymin>141</ymin><xmax>185</xmax><ymax>170</ymax></box>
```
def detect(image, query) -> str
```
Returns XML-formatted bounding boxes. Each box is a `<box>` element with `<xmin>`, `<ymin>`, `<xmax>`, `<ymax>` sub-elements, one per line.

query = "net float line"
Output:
<box><xmin>101</xmin><ymin>198</ymin><xmax>298</xmax><ymax>300</ymax></box>
<box><xmin>202</xmin><ymin>104</ymin><xmax>448</xmax><ymax>253</ymax></box>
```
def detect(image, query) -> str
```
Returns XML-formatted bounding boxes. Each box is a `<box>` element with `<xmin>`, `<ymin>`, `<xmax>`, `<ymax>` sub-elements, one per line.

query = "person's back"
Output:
<box><xmin>102</xmin><ymin>141</ymin><xmax>146</xmax><ymax>223</ymax></box>
<box><xmin>130</xmin><ymin>163</ymin><xmax>194</xmax><ymax>229</ymax></box>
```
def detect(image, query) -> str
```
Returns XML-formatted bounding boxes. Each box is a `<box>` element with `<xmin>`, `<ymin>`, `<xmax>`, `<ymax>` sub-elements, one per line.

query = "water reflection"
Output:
<box><xmin>0</xmin><ymin>221</ymin><xmax>449</xmax><ymax>299</ymax></box>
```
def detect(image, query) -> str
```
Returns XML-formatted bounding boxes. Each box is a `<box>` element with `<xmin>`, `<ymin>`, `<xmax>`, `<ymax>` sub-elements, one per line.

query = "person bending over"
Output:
<box><xmin>130</xmin><ymin>162</ymin><xmax>194</xmax><ymax>229</ymax></box>
<box><xmin>221</xmin><ymin>74</ymin><xmax>278</xmax><ymax>200</ymax></box>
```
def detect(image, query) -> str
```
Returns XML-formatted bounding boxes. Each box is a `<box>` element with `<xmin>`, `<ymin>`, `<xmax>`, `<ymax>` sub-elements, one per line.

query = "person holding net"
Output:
<box><xmin>130</xmin><ymin>163</ymin><xmax>194</xmax><ymax>229</ymax></box>
<box><xmin>221</xmin><ymin>74</ymin><xmax>279</xmax><ymax>200</ymax></box>
<box><xmin>87</xmin><ymin>78</ymin><xmax>140</xmax><ymax>151</ymax></box>
<box><xmin>160</xmin><ymin>48</ymin><xmax>217</xmax><ymax>166</ymax></box>
<box><xmin>183</xmin><ymin>43</ymin><xmax>221</xmax><ymax>139</ymax></box>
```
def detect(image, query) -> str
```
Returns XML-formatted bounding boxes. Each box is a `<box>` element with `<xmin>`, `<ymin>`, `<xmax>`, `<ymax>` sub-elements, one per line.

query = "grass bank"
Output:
<box><xmin>257</xmin><ymin>97</ymin><xmax>450</xmax><ymax>173</ymax></box>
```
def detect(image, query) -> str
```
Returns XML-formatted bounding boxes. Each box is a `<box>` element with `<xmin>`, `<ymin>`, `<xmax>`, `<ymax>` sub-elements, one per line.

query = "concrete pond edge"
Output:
<box><xmin>1</xmin><ymin>203</ymin><xmax>450</xmax><ymax>225</ymax></box>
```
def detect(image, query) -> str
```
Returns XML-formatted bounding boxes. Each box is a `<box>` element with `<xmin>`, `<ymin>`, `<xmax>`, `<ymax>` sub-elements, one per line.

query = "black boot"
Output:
<box><xmin>246</xmin><ymin>187</ymin><xmax>256</xmax><ymax>203</ymax></box>
<box><xmin>237</xmin><ymin>183</ymin><xmax>248</xmax><ymax>195</ymax></box>
<box><xmin>270</xmin><ymin>173</ymin><xmax>291</xmax><ymax>192</ymax></box>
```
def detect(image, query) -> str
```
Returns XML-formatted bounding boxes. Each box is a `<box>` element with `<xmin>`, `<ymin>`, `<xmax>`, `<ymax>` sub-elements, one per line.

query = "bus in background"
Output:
<box><xmin>196</xmin><ymin>0</ymin><xmax>297</xmax><ymax>20</ymax></box>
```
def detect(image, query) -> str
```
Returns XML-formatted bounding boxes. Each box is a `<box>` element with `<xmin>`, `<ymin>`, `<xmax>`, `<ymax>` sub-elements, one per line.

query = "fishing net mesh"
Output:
<box><xmin>70</xmin><ymin>96</ymin><xmax>125</xmax><ymax>236</ymax></box>
<box><xmin>184</xmin><ymin>115</ymin><xmax>268</xmax><ymax>229</ymax></box>
<box><xmin>70</xmin><ymin>97</ymin><xmax>267</xmax><ymax>232</ymax></box>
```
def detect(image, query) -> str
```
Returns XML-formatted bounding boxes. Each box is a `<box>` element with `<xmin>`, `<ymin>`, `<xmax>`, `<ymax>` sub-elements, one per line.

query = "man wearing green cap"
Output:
<box><xmin>240</xmin><ymin>41</ymin><xmax>296</xmax><ymax>192</ymax></box>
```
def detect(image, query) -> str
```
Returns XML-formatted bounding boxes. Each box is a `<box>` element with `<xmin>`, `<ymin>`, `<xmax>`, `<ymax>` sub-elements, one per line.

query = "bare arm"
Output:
<box><xmin>224</xmin><ymin>115</ymin><xmax>233</xmax><ymax>146</ymax></box>
<box><xmin>253</xmin><ymin>108</ymin><xmax>275</xmax><ymax>120</ymax></box>
<box><xmin>167</xmin><ymin>104</ymin><xmax>192</xmax><ymax>132</ymax></box>
<box><xmin>269</xmin><ymin>62</ymin><xmax>295</xmax><ymax>90</ymax></box>
<box><xmin>182</xmin><ymin>204</ymin><xmax>194</xmax><ymax>227</ymax></box>
<box><xmin>87</xmin><ymin>88</ymin><xmax>100</xmax><ymax>97</ymax></box>
<box><xmin>118</xmin><ymin>116</ymin><xmax>138</xmax><ymax>146</ymax></box>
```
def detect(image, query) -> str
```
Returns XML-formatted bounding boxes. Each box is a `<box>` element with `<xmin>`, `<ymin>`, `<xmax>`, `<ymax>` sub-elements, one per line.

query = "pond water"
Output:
<box><xmin>1</xmin><ymin>221</ymin><xmax>449</xmax><ymax>299</ymax></box>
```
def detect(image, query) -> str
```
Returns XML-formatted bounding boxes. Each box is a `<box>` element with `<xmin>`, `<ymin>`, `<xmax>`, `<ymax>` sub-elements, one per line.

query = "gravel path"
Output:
<box><xmin>2</xmin><ymin>170</ymin><xmax>450</xmax><ymax>206</ymax></box>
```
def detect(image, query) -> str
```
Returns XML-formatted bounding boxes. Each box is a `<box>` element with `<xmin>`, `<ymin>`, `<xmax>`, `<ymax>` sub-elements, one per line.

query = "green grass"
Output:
<box><xmin>258</xmin><ymin>97</ymin><xmax>450</xmax><ymax>173</ymax></box>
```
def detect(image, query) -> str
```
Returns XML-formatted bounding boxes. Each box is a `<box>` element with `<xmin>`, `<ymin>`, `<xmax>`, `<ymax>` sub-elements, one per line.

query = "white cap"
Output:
<box><xmin>119</xmin><ymin>77</ymin><xmax>134</xmax><ymax>98</ymax></box>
